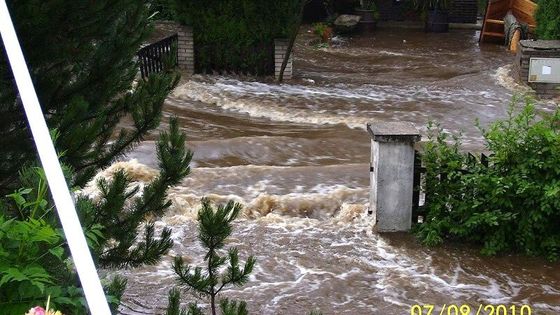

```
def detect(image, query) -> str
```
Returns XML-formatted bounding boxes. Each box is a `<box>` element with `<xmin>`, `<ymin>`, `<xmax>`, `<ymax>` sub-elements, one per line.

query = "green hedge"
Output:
<box><xmin>147</xmin><ymin>0</ymin><xmax>175</xmax><ymax>20</ymax></box>
<box><xmin>535</xmin><ymin>0</ymin><xmax>560</xmax><ymax>40</ymax></box>
<box><xmin>170</xmin><ymin>0</ymin><xmax>302</xmax><ymax>75</ymax></box>
<box><xmin>416</xmin><ymin>97</ymin><xmax>560</xmax><ymax>261</ymax></box>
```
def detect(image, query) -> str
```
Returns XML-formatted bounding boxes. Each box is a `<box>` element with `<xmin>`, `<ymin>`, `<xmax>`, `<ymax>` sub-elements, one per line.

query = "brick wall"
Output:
<box><xmin>515</xmin><ymin>40</ymin><xmax>560</xmax><ymax>99</ymax></box>
<box><xmin>177</xmin><ymin>25</ymin><xmax>194</xmax><ymax>75</ymax></box>
<box><xmin>274</xmin><ymin>39</ymin><xmax>293</xmax><ymax>80</ymax></box>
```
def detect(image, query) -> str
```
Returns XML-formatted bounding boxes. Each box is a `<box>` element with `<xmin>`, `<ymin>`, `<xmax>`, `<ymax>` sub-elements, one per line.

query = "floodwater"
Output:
<box><xmin>104</xmin><ymin>28</ymin><xmax>560</xmax><ymax>314</ymax></box>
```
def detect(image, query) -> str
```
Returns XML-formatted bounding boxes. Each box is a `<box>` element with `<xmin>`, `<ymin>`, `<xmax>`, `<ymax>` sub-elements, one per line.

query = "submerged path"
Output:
<box><xmin>111</xmin><ymin>28</ymin><xmax>560</xmax><ymax>314</ymax></box>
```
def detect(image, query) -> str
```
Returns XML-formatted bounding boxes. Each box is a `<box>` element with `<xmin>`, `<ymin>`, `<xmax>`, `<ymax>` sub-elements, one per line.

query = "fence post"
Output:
<box><xmin>274</xmin><ymin>39</ymin><xmax>293</xmax><ymax>80</ymax></box>
<box><xmin>367</xmin><ymin>122</ymin><xmax>421</xmax><ymax>232</ymax></box>
<box><xmin>177</xmin><ymin>25</ymin><xmax>194</xmax><ymax>74</ymax></box>
<box><xmin>411</xmin><ymin>150</ymin><xmax>421</xmax><ymax>224</ymax></box>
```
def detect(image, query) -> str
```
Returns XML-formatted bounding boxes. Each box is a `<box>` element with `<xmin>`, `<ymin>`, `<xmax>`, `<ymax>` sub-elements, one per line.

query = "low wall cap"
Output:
<box><xmin>520</xmin><ymin>40</ymin><xmax>560</xmax><ymax>50</ymax></box>
<box><xmin>367</xmin><ymin>122</ymin><xmax>420</xmax><ymax>142</ymax></box>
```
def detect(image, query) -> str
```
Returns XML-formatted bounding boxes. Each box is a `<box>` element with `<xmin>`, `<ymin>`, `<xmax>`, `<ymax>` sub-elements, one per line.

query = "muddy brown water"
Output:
<box><xmin>103</xmin><ymin>28</ymin><xmax>560</xmax><ymax>314</ymax></box>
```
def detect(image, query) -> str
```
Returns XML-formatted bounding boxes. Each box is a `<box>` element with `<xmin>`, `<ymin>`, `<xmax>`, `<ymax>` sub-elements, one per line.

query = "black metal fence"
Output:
<box><xmin>412</xmin><ymin>150</ymin><xmax>489</xmax><ymax>223</ymax></box>
<box><xmin>137</xmin><ymin>34</ymin><xmax>178</xmax><ymax>79</ymax></box>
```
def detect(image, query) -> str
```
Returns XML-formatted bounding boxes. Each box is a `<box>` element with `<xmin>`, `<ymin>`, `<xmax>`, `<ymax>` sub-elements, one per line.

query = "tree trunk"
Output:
<box><xmin>209</xmin><ymin>250</ymin><xmax>217</xmax><ymax>315</ymax></box>
<box><xmin>211</xmin><ymin>294</ymin><xmax>216</xmax><ymax>315</ymax></box>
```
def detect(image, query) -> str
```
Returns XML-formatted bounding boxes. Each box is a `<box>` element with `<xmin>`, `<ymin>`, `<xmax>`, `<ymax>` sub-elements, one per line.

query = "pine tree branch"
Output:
<box><xmin>173</xmin><ymin>257</ymin><xmax>212</xmax><ymax>296</ymax></box>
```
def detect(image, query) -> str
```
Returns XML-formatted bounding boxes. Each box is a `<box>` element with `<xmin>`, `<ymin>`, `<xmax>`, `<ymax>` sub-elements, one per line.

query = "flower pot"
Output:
<box><xmin>355</xmin><ymin>8</ymin><xmax>378</xmax><ymax>33</ymax></box>
<box><xmin>425</xmin><ymin>9</ymin><xmax>449</xmax><ymax>33</ymax></box>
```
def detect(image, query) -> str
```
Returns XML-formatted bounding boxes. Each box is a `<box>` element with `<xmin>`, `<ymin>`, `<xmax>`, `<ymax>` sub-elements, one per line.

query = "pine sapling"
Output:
<box><xmin>171</xmin><ymin>198</ymin><xmax>256</xmax><ymax>315</ymax></box>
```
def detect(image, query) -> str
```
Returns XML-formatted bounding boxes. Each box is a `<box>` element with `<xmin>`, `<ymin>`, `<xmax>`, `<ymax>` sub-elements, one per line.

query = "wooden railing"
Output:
<box><xmin>137</xmin><ymin>34</ymin><xmax>178</xmax><ymax>79</ymax></box>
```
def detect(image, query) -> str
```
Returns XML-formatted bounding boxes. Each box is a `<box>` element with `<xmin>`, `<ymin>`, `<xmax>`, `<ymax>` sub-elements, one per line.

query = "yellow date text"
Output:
<box><xmin>410</xmin><ymin>304</ymin><xmax>533</xmax><ymax>315</ymax></box>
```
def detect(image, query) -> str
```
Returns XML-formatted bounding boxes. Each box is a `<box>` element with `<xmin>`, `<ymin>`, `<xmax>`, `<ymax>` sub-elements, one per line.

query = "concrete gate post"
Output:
<box><xmin>367</xmin><ymin>122</ymin><xmax>421</xmax><ymax>232</ymax></box>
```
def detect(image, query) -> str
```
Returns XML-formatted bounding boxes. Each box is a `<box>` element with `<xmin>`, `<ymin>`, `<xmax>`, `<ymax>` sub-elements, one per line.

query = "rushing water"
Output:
<box><xmin>105</xmin><ymin>28</ymin><xmax>560</xmax><ymax>314</ymax></box>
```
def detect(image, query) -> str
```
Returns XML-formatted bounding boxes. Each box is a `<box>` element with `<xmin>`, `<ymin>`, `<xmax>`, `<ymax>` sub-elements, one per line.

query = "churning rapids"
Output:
<box><xmin>101</xmin><ymin>28</ymin><xmax>560</xmax><ymax>314</ymax></box>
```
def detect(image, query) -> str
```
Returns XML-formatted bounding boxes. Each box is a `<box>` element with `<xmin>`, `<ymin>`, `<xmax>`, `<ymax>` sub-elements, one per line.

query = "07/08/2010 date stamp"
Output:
<box><xmin>410</xmin><ymin>304</ymin><xmax>533</xmax><ymax>315</ymax></box>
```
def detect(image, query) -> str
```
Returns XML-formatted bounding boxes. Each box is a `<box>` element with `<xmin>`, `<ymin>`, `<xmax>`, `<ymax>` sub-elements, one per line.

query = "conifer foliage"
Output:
<box><xmin>0</xmin><ymin>0</ymin><xmax>188</xmax><ymax>270</ymax></box>
<box><xmin>170</xmin><ymin>199</ymin><xmax>256</xmax><ymax>315</ymax></box>
<box><xmin>535</xmin><ymin>0</ymin><xmax>560</xmax><ymax>40</ymax></box>
<box><xmin>0</xmin><ymin>0</ymin><xmax>193</xmax><ymax>310</ymax></box>
<box><xmin>82</xmin><ymin>117</ymin><xmax>193</xmax><ymax>268</ymax></box>
<box><xmin>0</xmin><ymin>0</ymin><xmax>179</xmax><ymax>192</ymax></box>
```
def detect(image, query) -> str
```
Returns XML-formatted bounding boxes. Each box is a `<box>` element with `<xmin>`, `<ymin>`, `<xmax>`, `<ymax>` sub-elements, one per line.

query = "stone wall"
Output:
<box><xmin>515</xmin><ymin>40</ymin><xmax>560</xmax><ymax>99</ymax></box>
<box><xmin>177</xmin><ymin>25</ymin><xmax>194</xmax><ymax>75</ymax></box>
<box><xmin>274</xmin><ymin>39</ymin><xmax>293</xmax><ymax>80</ymax></box>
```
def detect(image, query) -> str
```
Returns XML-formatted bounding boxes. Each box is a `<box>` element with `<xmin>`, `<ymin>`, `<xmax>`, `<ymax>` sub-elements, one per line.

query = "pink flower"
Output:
<box><xmin>25</xmin><ymin>307</ymin><xmax>46</xmax><ymax>315</ymax></box>
<box><xmin>24</xmin><ymin>304</ymin><xmax>63</xmax><ymax>315</ymax></box>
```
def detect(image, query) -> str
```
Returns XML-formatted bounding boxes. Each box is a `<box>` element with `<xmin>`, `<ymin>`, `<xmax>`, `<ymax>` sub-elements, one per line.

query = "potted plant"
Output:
<box><xmin>355</xmin><ymin>0</ymin><xmax>380</xmax><ymax>33</ymax></box>
<box><xmin>414</xmin><ymin>0</ymin><xmax>451</xmax><ymax>33</ymax></box>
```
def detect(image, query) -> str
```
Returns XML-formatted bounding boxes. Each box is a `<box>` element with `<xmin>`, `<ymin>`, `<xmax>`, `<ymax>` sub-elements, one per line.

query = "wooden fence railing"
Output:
<box><xmin>412</xmin><ymin>150</ymin><xmax>489</xmax><ymax>224</ymax></box>
<box><xmin>138</xmin><ymin>34</ymin><xmax>178</xmax><ymax>79</ymax></box>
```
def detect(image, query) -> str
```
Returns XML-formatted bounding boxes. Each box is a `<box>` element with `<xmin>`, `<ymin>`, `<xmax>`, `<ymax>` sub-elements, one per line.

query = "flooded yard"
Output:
<box><xmin>113</xmin><ymin>28</ymin><xmax>560</xmax><ymax>314</ymax></box>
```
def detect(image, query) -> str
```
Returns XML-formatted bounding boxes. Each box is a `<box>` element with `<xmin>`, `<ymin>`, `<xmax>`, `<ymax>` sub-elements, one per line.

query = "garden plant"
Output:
<box><xmin>416</xmin><ymin>96</ymin><xmax>560</xmax><ymax>261</ymax></box>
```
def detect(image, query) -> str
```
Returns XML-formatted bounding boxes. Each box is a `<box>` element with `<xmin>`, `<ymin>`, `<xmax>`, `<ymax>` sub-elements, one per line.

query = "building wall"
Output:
<box><xmin>515</xmin><ymin>40</ymin><xmax>560</xmax><ymax>99</ymax></box>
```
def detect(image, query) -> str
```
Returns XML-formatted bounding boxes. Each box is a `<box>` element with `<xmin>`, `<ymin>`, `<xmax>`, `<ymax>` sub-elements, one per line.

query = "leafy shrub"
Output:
<box><xmin>416</xmin><ymin>97</ymin><xmax>560</xmax><ymax>261</ymax></box>
<box><xmin>0</xmin><ymin>214</ymin><xmax>71</xmax><ymax>314</ymax></box>
<box><xmin>535</xmin><ymin>0</ymin><xmax>560</xmax><ymax>40</ymax></box>
<box><xmin>0</xmin><ymin>169</ymin><xmax>93</xmax><ymax>314</ymax></box>
<box><xmin>169</xmin><ymin>0</ymin><xmax>303</xmax><ymax>75</ymax></box>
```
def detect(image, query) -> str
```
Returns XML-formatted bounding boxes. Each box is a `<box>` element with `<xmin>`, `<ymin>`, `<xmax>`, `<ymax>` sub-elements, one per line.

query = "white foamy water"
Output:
<box><xmin>170</xmin><ymin>77</ymin><xmax>507</xmax><ymax>133</ymax></box>
<box><xmin>171</xmin><ymin>80</ymin><xmax>376</xmax><ymax>129</ymax></box>
<box><xmin>91</xmin><ymin>160</ymin><xmax>560</xmax><ymax>315</ymax></box>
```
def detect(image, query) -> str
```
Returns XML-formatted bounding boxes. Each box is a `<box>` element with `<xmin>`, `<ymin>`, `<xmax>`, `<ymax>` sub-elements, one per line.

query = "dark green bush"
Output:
<box><xmin>169</xmin><ymin>0</ymin><xmax>302</xmax><ymax>75</ymax></box>
<box><xmin>535</xmin><ymin>0</ymin><xmax>560</xmax><ymax>39</ymax></box>
<box><xmin>416</xmin><ymin>97</ymin><xmax>560</xmax><ymax>261</ymax></box>
<box><xmin>147</xmin><ymin>0</ymin><xmax>175</xmax><ymax>20</ymax></box>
